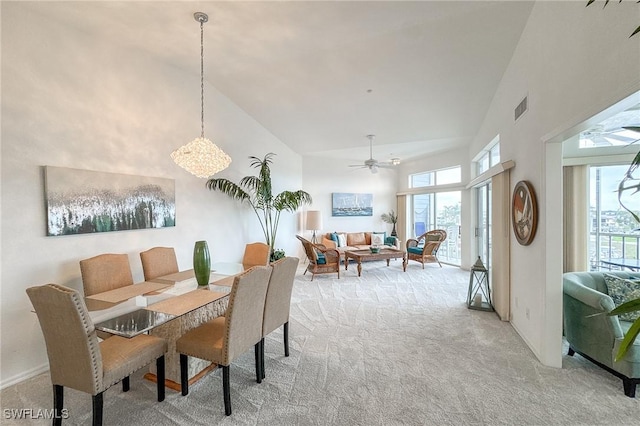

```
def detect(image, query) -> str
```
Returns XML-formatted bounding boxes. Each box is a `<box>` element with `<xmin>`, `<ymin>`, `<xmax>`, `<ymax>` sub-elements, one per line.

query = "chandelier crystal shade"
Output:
<box><xmin>171</xmin><ymin>12</ymin><xmax>231</xmax><ymax>178</ymax></box>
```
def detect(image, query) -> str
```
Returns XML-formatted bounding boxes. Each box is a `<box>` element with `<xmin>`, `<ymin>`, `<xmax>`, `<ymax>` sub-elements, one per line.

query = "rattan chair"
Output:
<box><xmin>26</xmin><ymin>284</ymin><xmax>167</xmax><ymax>426</ymax></box>
<box><xmin>242</xmin><ymin>242</ymin><xmax>271</xmax><ymax>267</ymax></box>
<box><xmin>296</xmin><ymin>235</ymin><xmax>340</xmax><ymax>280</ymax></box>
<box><xmin>406</xmin><ymin>229</ymin><xmax>447</xmax><ymax>268</ymax></box>
<box><xmin>140</xmin><ymin>247</ymin><xmax>179</xmax><ymax>281</ymax></box>
<box><xmin>260</xmin><ymin>256</ymin><xmax>299</xmax><ymax>379</ymax></box>
<box><xmin>176</xmin><ymin>266</ymin><xmax>272</xmax><ymax>416</ymax></box>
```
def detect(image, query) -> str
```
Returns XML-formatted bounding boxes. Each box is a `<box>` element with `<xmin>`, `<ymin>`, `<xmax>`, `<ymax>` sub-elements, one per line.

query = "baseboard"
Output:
<box><xmin>510</xmin><ymin>321</ymin><xmax>546</xmax><ymax>366</ymax></box>
<box><xmin>0</xmin><ymin>363</ymin><xmax>49</xmax><ymax>390</ymax></box>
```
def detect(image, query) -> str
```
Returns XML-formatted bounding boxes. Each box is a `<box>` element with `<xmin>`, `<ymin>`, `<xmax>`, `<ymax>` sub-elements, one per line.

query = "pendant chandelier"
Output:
<box><xmin>171</xmin><ymin>12</ymin><xmax>231</xmax><ymax>178</ymax></box>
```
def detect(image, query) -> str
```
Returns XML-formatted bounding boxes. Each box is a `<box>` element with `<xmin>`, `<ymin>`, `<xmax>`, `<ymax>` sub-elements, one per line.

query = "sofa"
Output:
<box><xmin>563</xmin><ymin>271</ymin><xmax>640</xmax><ymax>397</ymax></box>
<box><xmin>321</xmin><ymin>232</ymin><xmax>401</xmax><ymax>254</ymax></box>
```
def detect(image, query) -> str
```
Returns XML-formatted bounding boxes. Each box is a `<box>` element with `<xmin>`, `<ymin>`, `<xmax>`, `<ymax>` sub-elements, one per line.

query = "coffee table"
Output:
<box><xmin>344</xmin><ymin>248</ymin><xmax>407</xmax><ymax>277</ymax></box>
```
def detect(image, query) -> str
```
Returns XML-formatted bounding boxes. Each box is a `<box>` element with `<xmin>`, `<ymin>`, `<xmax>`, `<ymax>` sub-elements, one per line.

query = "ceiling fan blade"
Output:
<box><xmin>348</xmin><ymin>164</ymin><xmax>366</xmax><ymax>168</ymax></box>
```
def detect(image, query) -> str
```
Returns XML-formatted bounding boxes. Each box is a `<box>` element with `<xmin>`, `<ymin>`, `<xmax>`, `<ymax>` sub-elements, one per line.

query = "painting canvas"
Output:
<box><xmin>45</xmin><ymin>166</ymin><xmax>176</xmax><ymax>236</ymax></box>
<box><xmin>332</xmin><ymin>193</ymin><xmax>373</xmax><ymax>217</ymax></box>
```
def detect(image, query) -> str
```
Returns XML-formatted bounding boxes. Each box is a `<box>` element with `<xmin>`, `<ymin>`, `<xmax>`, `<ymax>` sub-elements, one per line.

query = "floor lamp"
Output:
<box><xmin>305</xmin><ymin>211</ymin><xmax>323</xmax><ymax>244</ymax></box>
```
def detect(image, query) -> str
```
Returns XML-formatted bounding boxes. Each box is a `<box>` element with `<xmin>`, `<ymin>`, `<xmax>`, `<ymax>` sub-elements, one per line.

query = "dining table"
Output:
<box><xmin>86</xmin><ymin>262</ymin><xmax>247</xmax><ymax>391</ymax></box>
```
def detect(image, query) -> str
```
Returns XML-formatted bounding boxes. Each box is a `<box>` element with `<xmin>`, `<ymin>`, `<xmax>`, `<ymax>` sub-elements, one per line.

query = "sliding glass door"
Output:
<box><xmin>411</xmin><ymin>191</ymin><xmax>461</xmax><ymax>265</ymax></box>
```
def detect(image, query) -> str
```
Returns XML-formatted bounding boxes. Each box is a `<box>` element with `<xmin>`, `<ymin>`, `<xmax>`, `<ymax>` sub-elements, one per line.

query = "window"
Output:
<box><xmin>410</xmin><ymin>166</ymin><xmax>461</xmax><ymax>188</ymax></box>
<box><xmin>475</xmin><ymin>136</ymin><xmax>500</xmax><ymax>175</ymax></box>
<box><xmin>589</xmin><ymin>165</ymin><xmax>640</xmax><ymax>270</ymax></box>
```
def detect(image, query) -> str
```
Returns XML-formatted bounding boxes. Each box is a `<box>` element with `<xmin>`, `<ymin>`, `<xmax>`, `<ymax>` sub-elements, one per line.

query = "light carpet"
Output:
<box><xmin>2</xmin><ymin>263</ymin><xmax>638</xmax><ymax>425</ymax></box>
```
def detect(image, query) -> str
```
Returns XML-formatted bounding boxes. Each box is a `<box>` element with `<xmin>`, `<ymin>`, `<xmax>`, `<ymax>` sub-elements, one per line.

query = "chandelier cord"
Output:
<box><xmin>200</xmin><ymin>18</ymin><xmax>205</xmax><ymax>139</ymax></box>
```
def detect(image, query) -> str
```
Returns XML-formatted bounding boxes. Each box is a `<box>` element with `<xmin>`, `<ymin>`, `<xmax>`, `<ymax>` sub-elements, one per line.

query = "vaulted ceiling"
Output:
<box><xmin>22</xmin><ymin>1</ymin><xmax>535</xmax><ymax>164</ymax></box>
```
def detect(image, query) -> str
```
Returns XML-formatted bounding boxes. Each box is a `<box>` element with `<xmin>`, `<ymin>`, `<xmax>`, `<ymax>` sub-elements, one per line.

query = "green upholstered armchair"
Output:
<box><xmin>563</xmin><ymin>271</ymin><xmax>640</xmax><ymax>397</ymax></box>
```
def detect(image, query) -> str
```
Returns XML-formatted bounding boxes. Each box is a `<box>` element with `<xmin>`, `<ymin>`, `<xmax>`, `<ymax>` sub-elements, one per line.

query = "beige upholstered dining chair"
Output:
<box><xmin>406</xmin><ymin>229</ymin><xmax>447</xmax><ymax>268</ymax></box>
<box><xmin>139</xmin><ymin>247</ymin><xmax>179</xmax><ymax>281</ymax></box>
<box><xmin>79</xmin><ymin>253</ymin><xmax>134</xmax><ymax>296</ymax></box>
<box><xmin>26</xmin><ymin>284</ymin><xmax>167</xmax><ymax>426</ymax></box>
<box><xmin>260</xmin><ymin>256</ymin><xmax>299</xmax><ymax>379</ymax></box>
<box><xmin>242</xmin><ymin>242</ymin><xmax>271</xmax><ymax>267</ymax></box>
<box><xmin>176</xmin><ymin>265</ymin><xmax>272</xmax><ymax>416</ymax></box>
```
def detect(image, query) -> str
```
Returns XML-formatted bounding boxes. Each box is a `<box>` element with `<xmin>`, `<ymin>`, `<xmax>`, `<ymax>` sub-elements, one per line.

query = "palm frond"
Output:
<box><xmin>586</xmin><ymin>0</ymin><xmax>640</xmax><ymax>37</ymax></box>
<box><xmin>608</xmin><ymin>298</ymin><xmax>640</xmax><ymax>361</ymax></box>
<box><xmin>609</xmin><ymin>298</ymin><xmax>640</xmax><ymax>316</ymax></box>
<box><xmin>617</xmin><ymin>149</ymin><xmax>640</xmax><ymax>223</ymax></box>
<box><xmin>206</xmin><ymin>178</ymin><xmax>250</xmax><ymax>203</ymax></box>
<box><xmin>614</xmin><ymin>316</ymin><xmax>640</xmax><ymax>362</ymax></box>
<box><xmin>273</xmin><ymin>190</ymin><xmax>312</xmax><ymax>212</ymax></box>
<box><xmin>381</xmin><ymin>210</ymin><xmax>398</xmax><ymax>224</ymax></box>
<box><xmin>240</xmin><ymin>175</ymin><xmax>262</xmax><ymax>194</ymax></box>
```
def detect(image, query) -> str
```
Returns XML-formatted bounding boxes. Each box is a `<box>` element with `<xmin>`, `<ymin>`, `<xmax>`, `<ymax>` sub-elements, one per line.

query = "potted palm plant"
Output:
<box><xmin>609</xmin><ymin>128</ymin><xmax>640</xmax><ymax>361</ymax></box>
<box><xmin>206</xmin><ymin>153</ymin><xmax>312</xmax><ymax>260</ymax></box>
<box><xmin>381</xmin><ymin>210</ymin><xmax>398</xmax><ymax>237</ymax></box>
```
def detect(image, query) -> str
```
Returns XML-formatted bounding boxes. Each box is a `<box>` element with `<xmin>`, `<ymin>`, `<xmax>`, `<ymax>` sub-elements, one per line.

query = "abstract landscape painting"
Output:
<box><xmin>331</xmin><ymin>192</ymin><xmax>373</xmax><ymax>217</ymax></box>
<box><xmin>45</xmin><ymin>166</ymin><xmax>175</xmax><ymax>236</ymax></box>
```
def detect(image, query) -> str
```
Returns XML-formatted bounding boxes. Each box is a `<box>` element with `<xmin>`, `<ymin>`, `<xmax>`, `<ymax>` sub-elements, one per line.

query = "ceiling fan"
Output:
<box><xmin>579</xmin><ymin>104</ymin><xmax>640</xmax><ymax>148</ymax></box>
<box><xmin>348</xmin><ymin>135</ymin><xmax>399</xmax><ymax>174</ymax></box>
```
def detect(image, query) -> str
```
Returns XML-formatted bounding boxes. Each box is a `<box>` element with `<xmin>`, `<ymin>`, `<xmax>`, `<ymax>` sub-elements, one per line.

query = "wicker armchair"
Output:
<box><xmin>296</xmin><ymin>235</ymin><xmax>340</xmax><ymax>281</ymax></box>
<box><xmin>406</xmin><ymin>229</ymin><xmax>447</xmax><ymax>268</ymax></box>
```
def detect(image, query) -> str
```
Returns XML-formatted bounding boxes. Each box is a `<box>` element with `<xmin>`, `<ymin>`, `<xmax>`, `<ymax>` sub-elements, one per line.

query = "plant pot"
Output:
<box><xmin>193</xmin><ymin>240</ymin><xmax>211</xmax><ymax>287</ymax></box>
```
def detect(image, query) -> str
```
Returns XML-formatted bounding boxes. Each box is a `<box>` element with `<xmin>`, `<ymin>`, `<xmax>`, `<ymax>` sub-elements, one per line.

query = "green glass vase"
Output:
<box><xmin>193</xmin><ymin>240</ymin><xmax>211</xmax><ymax>287</ymax></box>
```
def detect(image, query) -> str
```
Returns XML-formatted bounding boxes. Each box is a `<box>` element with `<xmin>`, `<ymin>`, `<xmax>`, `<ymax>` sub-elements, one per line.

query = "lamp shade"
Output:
<box><xmin>305</xmin><ymin>210</ymin><xmax>323</xmax><ymax>231</ymax></box>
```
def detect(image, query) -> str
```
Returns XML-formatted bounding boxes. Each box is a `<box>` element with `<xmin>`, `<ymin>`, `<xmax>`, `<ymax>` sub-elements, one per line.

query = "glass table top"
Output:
<box><xmin>94</xmin><ymin>309</ymin><xmax>176</xmax><ymax>338</ymax></box>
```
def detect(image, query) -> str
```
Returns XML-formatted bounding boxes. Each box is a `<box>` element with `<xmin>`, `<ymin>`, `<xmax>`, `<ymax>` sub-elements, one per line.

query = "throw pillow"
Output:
<box><xmin>371</xmin><ymin>232</ymin><xmax>386</xmax><ymax>246</ymax></box>
<box><xmin>385</xmin><ymin>236</ymin><xmax>397</xmax><ymax>246</ymax></box>
<box><xmin>603</xmin><ymin>274</ymin><xmax>640</xmax><ymax>322</ymax></box>
<box><xmin>337</xmin><ymin>233</ymin><xmax>347</xmax><ymax>247</ymax></box>
<box><xmin>330</xmin><ymin>232</ymin><xmax>339</xmax><ymax>244</ymax></box>
<box><xmin>348</xmin><ymin>232</ymin><xmax>367</xmax><ymax>246</ymax></box>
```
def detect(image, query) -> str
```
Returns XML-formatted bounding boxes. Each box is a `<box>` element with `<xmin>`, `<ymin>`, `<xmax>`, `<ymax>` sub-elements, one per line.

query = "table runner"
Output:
<box><xmin>86</xmin><ymin>282</ymin><xmax>170</xmax><ymax>304</ymax></box>
<box><xmin>146</xmin><ymin>289</ymin><xmax>228</xmax><ymax>316</ymax></box>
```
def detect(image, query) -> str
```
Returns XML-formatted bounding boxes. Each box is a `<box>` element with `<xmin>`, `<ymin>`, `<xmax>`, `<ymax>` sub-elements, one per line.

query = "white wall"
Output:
<box><xmin>0</xmin><ymin>3</ymin><xmax>302</xmax><ymax>387</ymax></box>
<box><xmin>468</xmin><ymin>1</ymin><xmax>640</xmax><ymax>366</ymax></box>
<box><xmin>301</xmin><ymin>156</ymin><xmax>399</xmax><ymax>244</ymax></box>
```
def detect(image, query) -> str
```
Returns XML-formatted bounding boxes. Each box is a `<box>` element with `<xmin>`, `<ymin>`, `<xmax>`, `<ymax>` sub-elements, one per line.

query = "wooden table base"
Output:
<box><xmin>144</xmin><ymin>363</ymin><xmax>217</xmax><ymax>392</ymax></box>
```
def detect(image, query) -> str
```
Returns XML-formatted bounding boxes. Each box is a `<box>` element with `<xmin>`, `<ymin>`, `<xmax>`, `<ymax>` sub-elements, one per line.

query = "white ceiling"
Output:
<box><xmin>25</xmin><ymin>1</ymin><xmax>535</xmax><ymax>164</ymax></box>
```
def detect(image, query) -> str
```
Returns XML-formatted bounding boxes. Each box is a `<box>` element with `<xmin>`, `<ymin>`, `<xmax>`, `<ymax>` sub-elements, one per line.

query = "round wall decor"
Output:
<box><xmin>511</xmin><ymin>180</ymin><xmax>538</xmax><ymax>246</ymax></box>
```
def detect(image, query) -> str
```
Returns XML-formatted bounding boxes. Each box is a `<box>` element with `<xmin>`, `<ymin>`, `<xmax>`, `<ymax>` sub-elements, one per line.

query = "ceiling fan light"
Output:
<box><xmin>391</xmin><ymin>158</ymin><xmax>400</xmax><ymax>165</ymax></box>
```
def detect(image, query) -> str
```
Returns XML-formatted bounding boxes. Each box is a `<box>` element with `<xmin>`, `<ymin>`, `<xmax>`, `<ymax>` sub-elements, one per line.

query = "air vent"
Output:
<box><xmin>514</xmin><ymin>96</ymin><xmax>528</xmax><ymax>121</ymax></box>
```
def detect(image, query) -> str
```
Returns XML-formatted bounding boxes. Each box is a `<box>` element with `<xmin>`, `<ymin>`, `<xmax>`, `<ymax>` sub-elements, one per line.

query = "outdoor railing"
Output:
<box><xmin>590</xmin><ymin>231</ymin><xmax>640</xmax><ymax>271</ymax></box>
